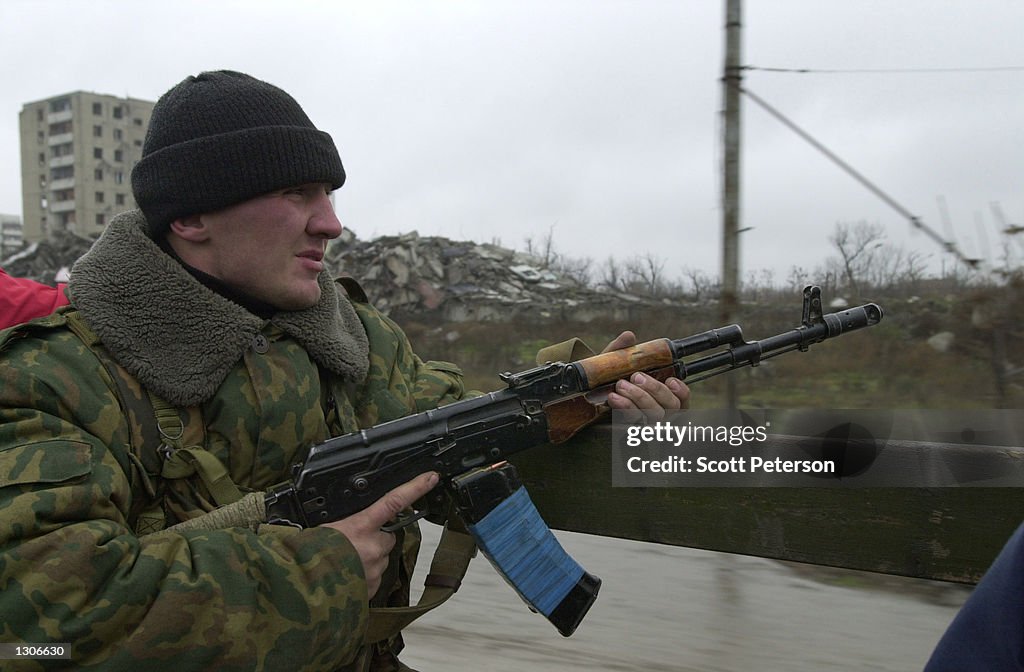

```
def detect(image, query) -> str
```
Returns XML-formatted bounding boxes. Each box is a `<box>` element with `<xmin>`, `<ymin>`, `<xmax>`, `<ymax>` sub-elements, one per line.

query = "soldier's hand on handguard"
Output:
<box><xmin>325</xmin><ymin>471</ymin><xmax>439</xmax><ymax>598</ymax></box>
<box><xmin>602</xmin><ymin>331</ymin><xmax>690</xmax><ymax>421</ymax></box>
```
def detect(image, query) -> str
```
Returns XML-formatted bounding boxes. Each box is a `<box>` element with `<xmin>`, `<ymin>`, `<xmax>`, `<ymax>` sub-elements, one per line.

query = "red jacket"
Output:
<box><xmin>0</xmin><ymin>267</ymin><xmax>71</xmax><ymax>330</ymax></box>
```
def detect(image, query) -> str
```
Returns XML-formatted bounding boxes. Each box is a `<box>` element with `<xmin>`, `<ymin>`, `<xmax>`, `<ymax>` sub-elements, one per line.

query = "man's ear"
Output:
<box><xmin>168</xmin><ymin>214</ymin><xmax>210</xmax><ymax>242</ymax></box>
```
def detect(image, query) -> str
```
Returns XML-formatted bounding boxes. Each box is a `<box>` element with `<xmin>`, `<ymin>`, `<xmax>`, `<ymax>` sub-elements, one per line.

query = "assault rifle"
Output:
<box><xmin>264</xmin><ymin>286</ymin><xmax>882</xmax><ymax>635</ymax></box>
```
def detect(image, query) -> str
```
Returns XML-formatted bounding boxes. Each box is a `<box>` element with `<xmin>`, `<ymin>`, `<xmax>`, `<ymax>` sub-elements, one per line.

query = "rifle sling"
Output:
<box><xmin>534</xmin><ymin>336</ymin><xmax>596</xmax><ymax>366</ymax></box>
<box><xmin>363</xmin><ymin>522</ymin><xmax>478</xmax><ymax>645</ymax></box>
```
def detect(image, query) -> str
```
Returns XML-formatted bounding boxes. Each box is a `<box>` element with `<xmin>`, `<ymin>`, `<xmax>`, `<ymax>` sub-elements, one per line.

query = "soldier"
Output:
<box><xmin>0</xmin><ymin>70</ymin><xmax>688</xmax><ymax>671</ymax></box>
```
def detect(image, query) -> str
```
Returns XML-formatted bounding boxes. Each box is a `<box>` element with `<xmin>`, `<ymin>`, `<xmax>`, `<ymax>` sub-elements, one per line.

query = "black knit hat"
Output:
<box><xmin>131</xmin><ymin>70</ymin><xmax>345</xmax><ymax>237</ymax></box>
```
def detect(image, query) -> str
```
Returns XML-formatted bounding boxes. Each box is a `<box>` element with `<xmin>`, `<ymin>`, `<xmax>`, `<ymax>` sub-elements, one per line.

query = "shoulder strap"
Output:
<box><xmin>363</xmin><ymin>520</ymin><xmax>477</xmax><ymax>646</ymax></box>
<box><xmin>64</xmin><ymin>310</ymin><xmax>161</xmax><ymax>461</ymax></box>
<box><xmin>64</xmin><ymin>309</ymin><xmax>242</xmax><ymax>533</ymax></box>
<box><xmin>150</xmin><ymin>392</ymin><xmax>244</xmax><ymax>509</ymax></box>
<box><xmin>64</xmin><ymin>310</ymin><xmax>168</xmax><ymax>533</ymax></box>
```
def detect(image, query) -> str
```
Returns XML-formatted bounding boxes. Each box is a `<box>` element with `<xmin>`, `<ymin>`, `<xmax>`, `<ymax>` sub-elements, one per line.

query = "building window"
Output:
<box><xmin>93</xmin><ymin>102</ymin><xmax>102</xmax><ymax>115</ymax></box>
<box><xmin>93</xmin><ymin>147</ymin><xmax>103</xmax><ymax>159</ymax></box>
<box><xmin>133</xmin><ymin>139</ymin><xmax>142</xmax><ymax>147</ymax></box>
<box><xmin>96</xmin><ymin>214</ymin><xmax>105</xmax><ymax>226</ymax></box>
<box><xmin>51</xmin><ymin>166</ymin><xmax>74</xmax><ymax>180</ymax></box>
<box><xmin>113</xmin><ymin>128</ymin><xmax>123</xmax><ymax>140</ymax></box>
<box><xmin>37</xmin><ymin>109</ymin><xmax>44</xmax><ymax>122</ymax></box>
<box><xmin>95</xmin><ymin>191</ymin><xmax>105</xmax><ymax>204</ymax></box>
<box><xmin>95</xmin><ymin>169</ymin><xmax>103</xmax><ymax>181</ymax></box>
<box><xmin>115</xmin><ymin>193</ymin><xmax>126</xmax><ymax>206</ymax></box>
<box><xmin>133</xmin><ymin>118</ymin><xmax>143</xmax><ymax>126</ymax></box>
<box><xmin>93</xmin><ymin>125</ymin><xmax>102</xmax><ymax>137</ymax></box>
<box><xmin>113</xmin><ymin>106</ymin><xmax>123</xmax><ymax>119</ymax></box>
<box><xmin>114</xmin><ymin>149</ymin><xmax>123</xmax><ymax>162</ymax></box>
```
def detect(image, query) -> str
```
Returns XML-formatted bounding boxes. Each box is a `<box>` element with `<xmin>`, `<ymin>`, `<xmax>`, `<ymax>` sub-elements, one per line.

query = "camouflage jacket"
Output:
<box><xmin>0</xmin><ymin>211</ymin><xmax>467</xmax><ymax>671</ymax></box>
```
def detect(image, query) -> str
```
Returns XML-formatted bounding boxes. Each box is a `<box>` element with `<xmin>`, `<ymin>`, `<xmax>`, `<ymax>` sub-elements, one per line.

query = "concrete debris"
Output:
<box><xmin>2</xmin><ymin>231</ymin><xmax>95</xmax><ymax>285</ymax></box>
<box><xmin>509</xmin><ymin>265</ymin><xmax>558</xmax><ymax>283</ymax></box>
<box><xmin>2</xmin><ymin>226</ymin><xmax>661</xmax><ymax>323</ymax></box>
<box><xmin>324</xmin><ymin>230</ymin><xmax>658</xmax><ymax>322</ymax></box>
<box><xmin>926</xmin><ymin>331</ymin><xmax>955</xmax><ymax>353</ymax></box>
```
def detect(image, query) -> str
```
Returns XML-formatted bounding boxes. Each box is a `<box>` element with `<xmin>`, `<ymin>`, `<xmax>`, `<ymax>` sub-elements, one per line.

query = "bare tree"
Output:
<box><xmin>682</xmin><ymin>266</ymin><xmax>715</xmax><ymax>303</ymax></box>
<box><xmin>554</xmin><ymin>255</ymin><xmax>594</xmax><ymax>287</ymax></box>
<box><xmin>743</xmin><ymin>268</ymin><xmax>777</xmax><ymax>301</ymax></box>
<box><xmin>599</xmin><ymin>256</ymin><xmax>628</xmax><ymax>292</ymax></box>
<box><xmin>624</xmin><ymin>253</ymin><xmax>667</xmax><ymax>297</ymax></box>
<box><xmin>902</xmin><ymin>250</ymin><xmax>930</xmax><ymax>287</ymax></box>
<box><xmin>787</xmin><ymin>265</ymin><xmax>810</xmax><ymax>293</ymax></box>
<box><xmin>830</xmin><ymin>221</ymin><xmax>886</xmax><ymax>298</ymax></box>
<box><xmin>866</xmin><ymin>245</ymin><xmax>931</xmax><ymax>290</ymax></box>
<box><xmin>523</xmin><ymin>223</ymin><xmax>559</xmax><ymax>269</ymax></box>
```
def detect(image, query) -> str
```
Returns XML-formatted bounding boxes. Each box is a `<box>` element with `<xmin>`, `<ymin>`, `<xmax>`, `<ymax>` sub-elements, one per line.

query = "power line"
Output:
<box><xmin>739</xmin><ymin>85</ymin><xmax>984</xmax><ymax>272</ymax></box>
<box><xmin>744</xmin><ymin>64</ymin><xmax>1024</xmax><ymax>75</ymax></box>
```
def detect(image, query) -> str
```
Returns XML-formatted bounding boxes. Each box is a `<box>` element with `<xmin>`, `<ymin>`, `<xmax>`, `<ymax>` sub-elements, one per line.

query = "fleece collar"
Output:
<box><xmin>68</xmin><ymin>210</ymin><xmax>369</xmax><ymax>407</ymax></box>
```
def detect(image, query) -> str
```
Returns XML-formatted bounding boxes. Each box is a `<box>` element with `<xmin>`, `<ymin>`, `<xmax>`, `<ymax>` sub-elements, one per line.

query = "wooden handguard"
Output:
<box><xmin>575</xmin><ymin>338</ymin><xmax>675</xmax><ymax>388</ymax></box>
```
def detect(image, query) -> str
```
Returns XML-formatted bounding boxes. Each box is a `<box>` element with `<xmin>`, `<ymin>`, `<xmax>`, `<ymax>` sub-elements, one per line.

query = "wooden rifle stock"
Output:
<box><xmin>575</xmin><ymin>339</ymin><xmax>676</xmax><ymax>387</ymax></box>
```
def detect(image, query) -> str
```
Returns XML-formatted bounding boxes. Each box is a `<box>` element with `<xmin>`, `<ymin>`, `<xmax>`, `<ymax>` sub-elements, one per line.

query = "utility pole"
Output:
<box><xmin>721</xmin><ymin>0</ymin><xmax>743</xmax><ymax>407</ymax></box>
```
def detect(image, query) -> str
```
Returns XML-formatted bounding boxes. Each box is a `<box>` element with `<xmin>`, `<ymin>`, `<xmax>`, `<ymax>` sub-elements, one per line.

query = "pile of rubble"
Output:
<box><xmin>3</xmin><ymin>227</ymin><xmax>661</xmax><ymax>323</ymax></box>
<box><xmin>2</xmin><ymin>231</ymin><xmax>95</xmax><ymax>284</ymax></box>
<box><xmin>325</xmin><ymin>230</ymin><xmax>658</xmax><ymax>323</ymax></box>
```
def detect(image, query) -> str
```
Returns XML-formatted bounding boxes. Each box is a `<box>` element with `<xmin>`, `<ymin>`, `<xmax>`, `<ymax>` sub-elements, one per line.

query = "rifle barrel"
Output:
<box><xmin>678</xmin><ymin>302</ymin><xmax>882</xmax><ymax>382</ymax></box>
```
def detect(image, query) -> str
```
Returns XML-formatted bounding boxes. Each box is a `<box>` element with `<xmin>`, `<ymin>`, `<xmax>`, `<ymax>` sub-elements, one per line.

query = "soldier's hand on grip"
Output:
<box><xmin>325</xmin><ymin>471</ymin><xmax>440</xmax><ymax>598</ymax></box>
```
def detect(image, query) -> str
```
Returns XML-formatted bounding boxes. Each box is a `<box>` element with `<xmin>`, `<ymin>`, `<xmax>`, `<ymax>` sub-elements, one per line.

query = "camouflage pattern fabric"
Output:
<box><xmin>0</xmin><ymin>213</ymin><xmax>468</xmax><ymax>671</ymax></box>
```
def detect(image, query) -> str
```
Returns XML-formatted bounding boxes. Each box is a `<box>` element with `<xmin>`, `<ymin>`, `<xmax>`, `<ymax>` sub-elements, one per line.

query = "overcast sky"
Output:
<box><xmin>1</xmin><ymin>0</ymin><xmax>1021</xmax><ymax>287</ymax></box>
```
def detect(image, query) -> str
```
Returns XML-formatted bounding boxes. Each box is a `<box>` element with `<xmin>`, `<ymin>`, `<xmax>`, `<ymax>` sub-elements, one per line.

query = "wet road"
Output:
<box><xmin>402</xmin><ymin>524</ymin><xmax>969</xmax><ymax>671</ymax></box>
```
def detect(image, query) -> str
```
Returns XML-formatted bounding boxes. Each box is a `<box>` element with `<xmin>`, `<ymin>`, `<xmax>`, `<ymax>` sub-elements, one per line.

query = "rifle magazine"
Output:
<box><xmin>453</xmin><ymin>463</ymin><xmax>601</xmax><ymax>636</ymax></box>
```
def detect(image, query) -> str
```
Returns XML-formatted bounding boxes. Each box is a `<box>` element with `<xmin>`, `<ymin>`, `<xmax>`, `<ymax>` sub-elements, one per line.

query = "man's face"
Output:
<box><xmin>193</xmin><ymin>183</ymin><xmax>342</xmax><ymax>310</ymax></box>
